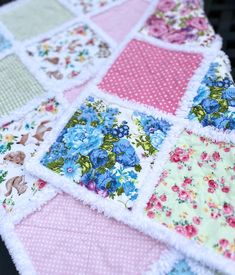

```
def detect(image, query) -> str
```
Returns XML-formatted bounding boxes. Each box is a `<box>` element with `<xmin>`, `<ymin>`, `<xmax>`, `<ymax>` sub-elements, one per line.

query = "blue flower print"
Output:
<box><xmin>150</xmin><ymin>130</ymin><xmax>166</xmax><ymax>150</ymax></box>
<box><xmin>169</xmin><ymin>259</ymin><xmax>194</xmax><ymax>275</ymax></box>
<box><xmin>0</xmin><ymin>143</ymin><xmax>8</xmax><ymax>154</ymax></box>
<box><xmin>112</xmin><ymin>139</ymin><xmax>140</xmax><ymax>167</ymax></box>
<box><xmin>62</xmin><ymin>160</ymin><xmax>81</xmax><ymax>179</ymax></box>
<box><xmin>63</xmin><ymin>124</ymin><xmax>103</xmax><ymax>156</ymax></box>
<box><xmin>79</xmin><ymin>105</ymin><xmax>99</xmax><ymax>124</ymax></box>
<box><xmin>189</xmin><ymin>56</ymin><xmax>235</xmax><ymax>131</ymax></box>
<box><xmin>123</xmin><ymin>181</ymin><xmax>135</xmax><ymax>196</ymax></box>
<box><xmin>95</xmin><ymin>170</ymin><xmax>120</xmax><ymax>192</ymax></box>
<box><xmin>201</xmin><ymin>98</ymin><xmax>220</xmax><ymax>114</ymax></box>
<box><xmin>89</xmin><ymin>149</ymin><xmax>108</xmax><ymax>168</ymax></box>
<box><xmin>192</xmin><ymin>86</ymin><xmax>210</xmax><ymax>106</ymax></box>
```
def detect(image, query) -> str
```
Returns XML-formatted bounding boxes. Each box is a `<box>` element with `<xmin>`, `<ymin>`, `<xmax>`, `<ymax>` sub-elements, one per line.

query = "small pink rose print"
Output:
<box><xmin>223</xmin><ymin>203</ymin><xmax>234</xmax><ymax>216</ymax></box>
<box><xmin>175</xmin><ymin>225</ymin><xmax>186</xmax><ymax>236</ymax></box>
<box><xmin>219</xmin><ymin>239</ymin><xmax>229</xmax><ymax>248</ymax></box>
<box><xmin>222</xmin><ymin>186</ymin><xmax>230</xmax><ymax>193</ymax></box>
<box><xmin>154</xmin><ymin>201</ymin><xmax>163</xmax><ymax>210</ymax></box>
<box><xmin>224</xmin><ymin>148</ymin><xmax>230</xmax><ymax>152</ymax></box>
<box><xmin>148</xmin><ymin>20</ymin><xmax>169</xmax><ymax>38</ymax></box>
<box><xmin>37</xmin><ymin>179</ymin><xmax>47</xmax><ymax>190</ymax></box>
<box><xmin>226</xmin><ymin>216</ymin><xmax>235</xmax><ymax>228</ymax></box>
<box><xmin>157</xmin><ymin>0</ymin><xmax>176</xmax><ymax>12</ymax></box>
<box><xmin>192</xmin><ymin>216</ymin><xmax>201</xmax><ymax>225</ymax></box>
<box><xmin>181</xmin><ymin>154</ymin><xmax>190</xmax><ymax>162</ymax></box>
<box><xmin>188</xmin><ymin>17</ymin><xmax>208</xmax><ymax>31</ymax></box>
<box><xmin>185</xmin><ymin>225</ymin><xmax>198</xmax><ymax>238</ymax></box>
<box><xmin>200</xmin><ymin>152</ymin><xmax>208</xmax><ymax>161</ymax></box>
<box><xmin>200</xmin><ymin>136</ymin><xmax>206</xmax><ymax>142</ymax></box>
<box><xmin>224</xmin><ymin>251</ymin><xmax>232</xmax><ymax>259</ymax></box>
<box><xmin>182</xmin><ymin>178</ymin><xmax>192</xmax><ymax>187</ymax></box>
<box><xmin>166</xmin><ymin>210</ymin><xmax>172</xmax><ymax>217</ymax></box>
<box><xmin>208</xmin><ymin>187</ymin><xmax>215</xmax><ymax>193</ymax></box>
<box><xmin>147</xmin><ymin>211</ymin><xmax>155</xmax><ymax>219</ymax></box>
<box><xmin>208</xmin><ymin>180</ymin><xmax>218</xmax><ymax>189</ymax></box>
<box><xmin>175</xmin><ymin>147</ymin><xmax>184</xmax><ymax>154</ymax></box>
<box><xmin>45</xmin><ymin>104</ymin><xmax>54</xmax><ymax>112</ymax></box>
<box><xmin>179</xmin><ymin>190</ymin><xmax>189</xmax><ymax>201</ymax></box>
<box><xmin>170</xmin><ymin>153</ymin><xmax>181</xmax><ymax>162</ymax></box>
<box><xmin>160</xmin><ymin>194</ymin><xmax>167</xmax><ymax>202</ymax></box>
<box><xmin>212</xmin><ymin>151</ymin><xmax>221</xmax><ymax>162</ymax></box>
<box><xmin>146</xmin><ymin>15</ymin><xmax>159</xmax><ymax>26</ymax></box>
<box><xmin>211</xmin><ymin>163</ymin><xmax>217</xmax><ymax>169</ymax></box>
<box><xmin>172</xmin><ymin>185</ymin><xmax>179</xmax><ymax>192</ymax></box>
<box><xmin>162</xmin><ymin>30</ymin><xmax>187</xmax><ymax>44</ymax></box>
<box><xmin>220</xmin><ymin>177</ymin><xmax>225</xmax><ymax>184</ymax></box>
<box><xmin>197</xmin><ymin>162</ymin><xmax>203</xmax><ymax>167</ymax></box>
<box><xmin>178</xmin><ymin>164</ymin><xmax>183</xmax><ymax>170</ymax></box>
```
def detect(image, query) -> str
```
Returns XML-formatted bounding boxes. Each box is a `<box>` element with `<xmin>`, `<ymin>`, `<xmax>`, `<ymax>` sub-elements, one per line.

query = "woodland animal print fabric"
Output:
<box><xmin>0</xmin><ymin>98</ymin><xmax>63</xmax><ymax>216</ymax></box>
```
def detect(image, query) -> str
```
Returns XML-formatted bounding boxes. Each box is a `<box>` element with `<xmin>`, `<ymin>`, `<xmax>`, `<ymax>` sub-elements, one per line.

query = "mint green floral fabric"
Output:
<box><xmin>41</xmin><ymin>96</ymin><xmax>171</xmax><ymax>209</ymax></box>
<box><xmin>145</xmin><ymin>130</ymin><xmax>235</xmax><ymax>261</ymax></box>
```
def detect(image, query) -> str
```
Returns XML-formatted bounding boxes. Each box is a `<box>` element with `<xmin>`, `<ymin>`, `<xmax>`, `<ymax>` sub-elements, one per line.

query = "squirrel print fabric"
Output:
<box><xmin>0</xmin><ymin>98</ymin><xmax>64</xmax><ymax>218</ymax></box>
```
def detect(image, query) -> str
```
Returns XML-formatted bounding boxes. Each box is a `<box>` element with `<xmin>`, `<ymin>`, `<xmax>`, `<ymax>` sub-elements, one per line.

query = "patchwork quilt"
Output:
<box><xmin>0</xmin><ymin>0</ymin><xmax>234</xmax><ymax>275</ymax></box>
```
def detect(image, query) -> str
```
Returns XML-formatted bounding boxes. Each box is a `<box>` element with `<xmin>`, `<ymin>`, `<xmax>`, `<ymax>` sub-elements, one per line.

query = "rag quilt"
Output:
<box><xmin>0</xmin><ymin>0</ymin><xmax>234</xmax><ymax>275</ymax></box>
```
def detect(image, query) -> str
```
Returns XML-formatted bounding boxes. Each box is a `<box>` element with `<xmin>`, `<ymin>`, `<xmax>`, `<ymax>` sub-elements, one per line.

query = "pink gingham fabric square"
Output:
<box><xmin>99</xmin><ymin>39</ymin><xmax>203</xmax><ymax>114</ymax></box>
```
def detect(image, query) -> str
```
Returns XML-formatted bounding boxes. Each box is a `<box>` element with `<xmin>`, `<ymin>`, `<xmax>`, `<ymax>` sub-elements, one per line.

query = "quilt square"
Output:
<box><xmin>0</xmin><ymin>0</ymin><xmax>74</xmax><ymax>41</ymax></box>
<box><xmin>0</xmin><ymin>54</ymin><xmax>45</xmax><ymax>117</ymax></box>
<box><xmin>40</xmin><ymin>94</ymin><xmax>172</xmax><ymax>210</ymax></box>
<box><xmin>15</xmin><ymin>194</ymin><xmax>167</xmax><ymax>275</ymax></box>
<box><xmin>0</xmin><ymin>32</ymin><xmax>11</xmax><ymax>53</ymax></box>
<box><xmin>145</xmin><ymin>130</ymin><xmax>235</xmax><ymax>261</ymax></box>
<box><xmin>0</xmin><ymin>98</ymin><xmax>63</xmax><ymax>220</ymax></box>
<box><xmin>188</xmin><ymin>54</ymin><xmax>235</xmax><ymax>131</ymax></box>
<box><xmin>139</xmin><ymin>0</ymin><xmax>215</xmax><ymax>47</ymax></box>
<box><xmin>66</xmin><ymin>0</ymin><xmax>118</xmax><ymax>14</ymax></box>
<box><xmin>26</xmin><ymin>22</ymin><xmax>112</xmax><ymax>88</ymax></box>
<box><xmin>98</xmin><ymin>39</ymin><xmax>203</xmax><ymax>114</ymax></box>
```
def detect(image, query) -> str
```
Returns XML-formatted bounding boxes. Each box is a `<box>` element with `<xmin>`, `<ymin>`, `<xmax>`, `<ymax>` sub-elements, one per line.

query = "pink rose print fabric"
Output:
<box><xmin>145</xmin><ymin>130</ymin><xmax>235</xmax><ymax>261</ymax></box>
<box><xmin>140</xmin><ymin>0</ymin><xmax>216</xmax><ymax>47</ymax></box>
<box><xmin>99</xmin><ymin>39</ymin><xmax>203</xmax><ymax>114</ymax></box>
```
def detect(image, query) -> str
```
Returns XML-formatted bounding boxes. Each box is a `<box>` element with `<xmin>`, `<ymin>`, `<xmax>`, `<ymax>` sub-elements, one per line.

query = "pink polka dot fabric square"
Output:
<box><xmin>15</xmin><ymin>194</ymin><xmax>167</xmax><ymax>275</ymax></box>
<box><xmin>99</xmin><ymin>39</ymin><xmax>203</xmax><ymax>114</ymax></box>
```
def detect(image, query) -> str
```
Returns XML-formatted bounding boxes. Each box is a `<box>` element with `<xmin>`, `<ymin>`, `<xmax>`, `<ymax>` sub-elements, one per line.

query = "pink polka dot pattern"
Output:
<box><xmin>99</xmin><ymin>39</ymin><xmax>203</xmax><ymax>114</ymax></box>
<box><xmin>15</xmin><ymin>194</ymin><xmax>167</xmax><ymax>275</ymax></box>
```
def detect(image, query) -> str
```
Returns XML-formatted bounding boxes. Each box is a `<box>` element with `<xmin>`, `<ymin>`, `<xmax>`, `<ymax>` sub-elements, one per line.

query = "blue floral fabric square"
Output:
<box><xmin>168</xmin><ymin>260</ymin><xmax>195</xmax><ymax>275</ymax></box>
<box><xmin>0</xmin><ymin>33</ymin><xmax>12</xmax><ymax>52</ymax></box>
<box><xmin>188</xmin><ymin>54</ymin><xmax>235</xmax><ymax>130</ymax></box>
<box><xmin>41</xmin><ymin>96</ymin><xmax>171</xmax><ymax>209</ymax></box>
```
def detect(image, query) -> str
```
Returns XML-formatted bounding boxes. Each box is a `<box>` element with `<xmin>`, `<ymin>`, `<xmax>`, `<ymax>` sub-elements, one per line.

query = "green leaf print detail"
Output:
<box><xmin>191</xmin><ymin>105</ymin><xmax>206</xmax><ymax>122</ymax></box>
<box><xmin>101</xmin><ymin>134</ymin><xmax>119</xmax><ymax>151</ymax></box>
<box><xmin>135</xmin><ymin>135</ymin><xmax>157</xmax><ymax>156</ymax></box>
<box><xmin>66</xmin><ymin>111</ymin><xmax>83</xmax><ymax>128</ymax></box>
<box><xmin>77</xmin><ymin>156</ymin><xmax>92</xmax><ymax>175</ymax></box>
<box><xmin>47</xmin><ymin>157</ymin><xmax>64</xmax><ymax>173</ymax></box>
<box><xmin>0</xmin><ymin>170</ymin><xmax>7</xmax><ymax>184</ymax></box>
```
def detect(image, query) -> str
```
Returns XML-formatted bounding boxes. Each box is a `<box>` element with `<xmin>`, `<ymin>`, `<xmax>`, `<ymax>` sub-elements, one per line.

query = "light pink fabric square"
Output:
<box><xmin>15</xmin><ymin>194</ymin><xmax>167</xmax><ymax>275</ymax></box>
<box><xmin>99</xmin><ymin>39</ymin><xmax>203</xmax><ymax>114</ymax></box>
<box><xmin>92</xmin><ymin>0</ymin><xmax>150</xmax><ymax>43</ymax></box>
